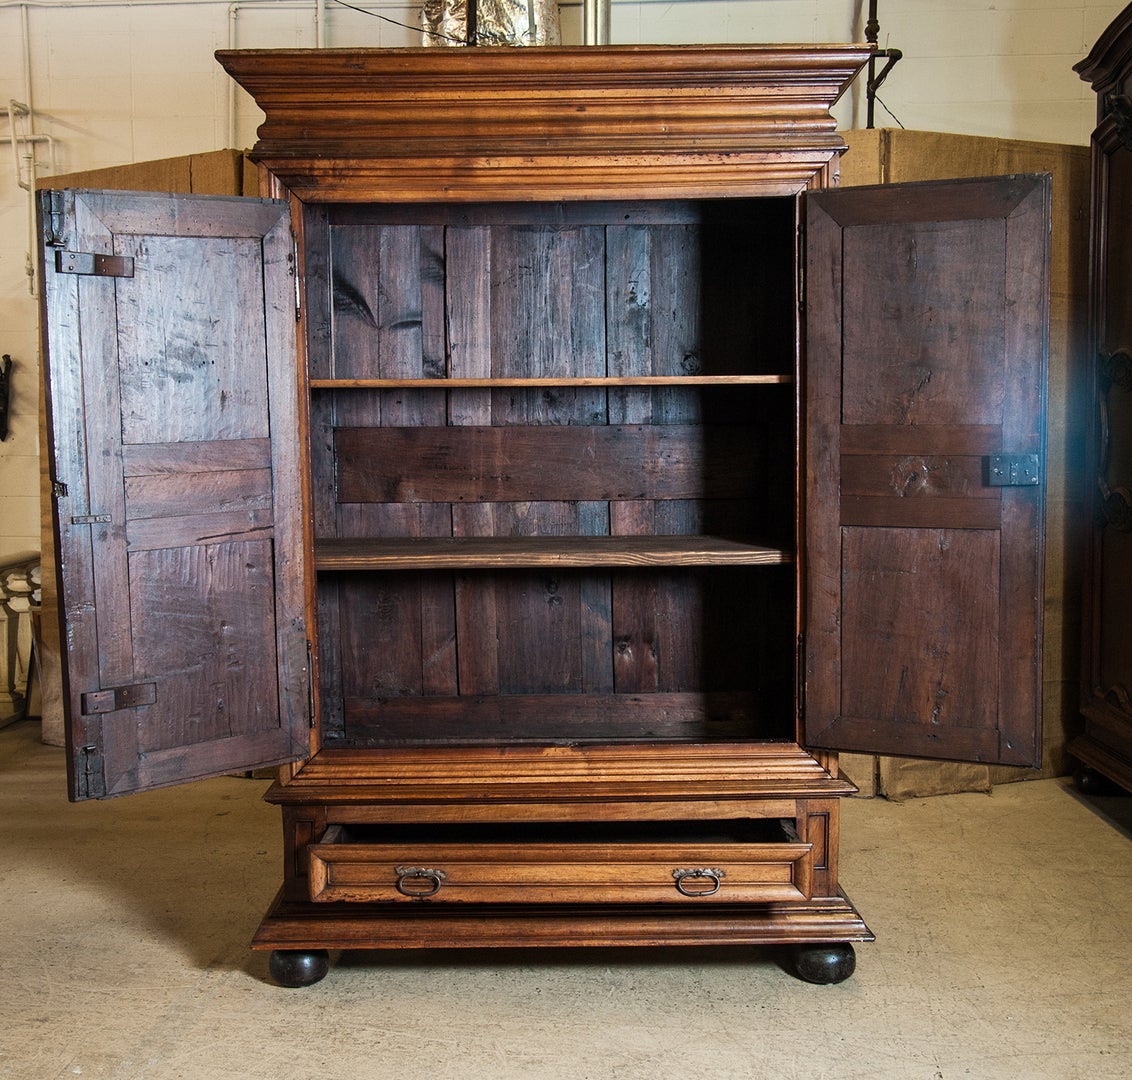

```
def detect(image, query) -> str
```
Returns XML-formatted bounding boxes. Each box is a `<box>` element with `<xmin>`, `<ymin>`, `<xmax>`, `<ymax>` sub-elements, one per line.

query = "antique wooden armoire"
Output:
<box><xmin>38</xmin><ymin>44</ymin><xmax>1048</xmax><ymax>986</ymax></box>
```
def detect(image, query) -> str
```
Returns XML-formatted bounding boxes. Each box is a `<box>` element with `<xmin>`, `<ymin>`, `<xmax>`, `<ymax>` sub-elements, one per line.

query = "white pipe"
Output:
<box><xmin>228</xmin><ymin>2</ymin><xmax>240</xmax><ymax>147</ymax></box>
<box><xmin>17</xmin><ymin>4</ymin><xmax>41</xmax><ymax>296</ymax></box>
<box><xmin>583</xmin><ymin>0</ymin><xmax>610</xmax><ymax>45</ymax></box>
<box><xmin>6</xmin><ymin>102</ymin><xmax>58</xmax><ymax>190</ymax></box>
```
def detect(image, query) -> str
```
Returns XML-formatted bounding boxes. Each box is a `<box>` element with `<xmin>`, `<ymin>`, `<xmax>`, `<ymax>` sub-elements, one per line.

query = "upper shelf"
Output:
<box><xmin>316</xmin><ymin>535</ymin><xmax>792</xmax><ymax>571</ymax></box>
<box><xmin>310</xmin><ymin>375</ymin><xmax>793</xmax><ymax>390</ymax></box>
<box><xmin>215</xmin><ymin>44</ymin><xmax>873</xmax><ymax>202</ymax></box>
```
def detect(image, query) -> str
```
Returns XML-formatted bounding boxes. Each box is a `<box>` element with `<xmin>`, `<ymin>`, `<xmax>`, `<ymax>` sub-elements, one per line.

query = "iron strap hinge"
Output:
<box><xmin>55</xmin><ymin>250</ymin><xmax>134</xmax><ymax>278</ymax></box>
<box><xmin>293</xmin><ymin>234</ymin><xmax>302</xmax><ymax>322</ymax></box>
<box><xmin>45</xmin><ymin>190</ymin><xmax>66</xmax><ymax>247</ymax></box>
<box><xmin>81</xmin><ymin>682</ymin><xmax>157</xmax><ymax>715</ymax></box>
<box><xmin>307</xmin><ymin>639</ymin><xmax>316</xmax><ymax>728</ymax></box>
<box><xmin>986</xmin><ymin>453</ymin><xmax>1041</xmax><ymax>487</ymax></box>
<box><xmin>76</xmin><ymin>741</ymin><xmax>105</xmax><ymax>800</ymax></box>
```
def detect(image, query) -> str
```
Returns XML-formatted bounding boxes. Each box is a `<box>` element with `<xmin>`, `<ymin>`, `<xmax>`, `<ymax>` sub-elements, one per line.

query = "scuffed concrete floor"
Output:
<box><xmin>1</xmin><ymin>718</ymin><xmax>1130</xmax><ymax>1080</ymax></box>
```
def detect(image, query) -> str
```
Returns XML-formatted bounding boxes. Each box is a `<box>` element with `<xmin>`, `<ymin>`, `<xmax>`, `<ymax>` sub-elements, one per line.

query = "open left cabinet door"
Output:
<box><xmin>804</xmin><ymin>175</ymin><xmax>1049</xmax><ymax>768</ymax></box>
<box><xmin>39</xmin><ymin>190</ymin><xmax>310</xmax><ymax>799</ymax></box>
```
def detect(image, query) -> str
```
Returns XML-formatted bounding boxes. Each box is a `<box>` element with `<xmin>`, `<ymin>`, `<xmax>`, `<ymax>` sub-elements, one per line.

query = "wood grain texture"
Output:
<box><xmin>805</xmin><ymin>176</ymin><xmax>1049</xmax><ymax>766</ymax></box>
<box><xmin>216</xmin><ymin>45</ymin><xmax>871</xmax><ymax>202</ymax></box>
<box><xmin>307</xmin><ymin>825</ymin><xmax>814</xmax><ymax>905</ymax></box>
<box><xmin>252</xmin><ymin>892</ymin><xmax>874</xmax><ymax>951</ymax></box>
<box><xmin>39</xmin><ymin>190</ymin><xmax>310</xmax><ymax>797</ymax></box>
<box><xmin>315</xmin><ymin>535</ymin><xmax>790</xmax><ymax>569</ymax></box>
<box><xmin>335</xmin><ymin>424</ymin><xmax>760</xmax><ymax>504</ymax></box>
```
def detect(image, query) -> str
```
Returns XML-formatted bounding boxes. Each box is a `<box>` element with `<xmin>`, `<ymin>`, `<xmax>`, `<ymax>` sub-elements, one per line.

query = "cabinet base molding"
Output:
<box><xmin>251</xmin><ymin>890</ymin><xmax>874</xmax><ymax>954</ymax></box>
<box><xmin>1068</xmin><ymin>735</ymin><xmax>1132</xmax><ymax>793</ymax></box>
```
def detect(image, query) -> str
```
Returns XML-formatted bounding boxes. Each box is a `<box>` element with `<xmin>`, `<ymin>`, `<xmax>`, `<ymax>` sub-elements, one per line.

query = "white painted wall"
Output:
<box><xmin>0</xmin><ymin>0</ymin><xmax>1125</xmax><ymax>562</ymax></box>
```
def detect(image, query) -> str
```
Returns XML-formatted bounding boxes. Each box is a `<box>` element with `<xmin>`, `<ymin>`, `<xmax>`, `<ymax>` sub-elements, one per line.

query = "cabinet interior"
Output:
<box><xmin>305</xmin><ymin>197</ymin><xmax>801</xmax><ymax>748</ymax></box>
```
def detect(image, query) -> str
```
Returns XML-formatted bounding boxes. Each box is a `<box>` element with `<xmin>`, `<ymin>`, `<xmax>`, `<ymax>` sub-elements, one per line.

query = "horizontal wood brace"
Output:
<box><xmin>839</xmin><ymin>425</ymin><xmax>1001</xmax><ymax>455</ymax></box>
<box><xmin>121</xmin><ymin>438</ymin><xmax>271</xmax><ymax>476</ymax></box>
<box><xmin>840</xmin><ymin>495</ymin><xmax>1001</xmax><ymax>530</ymax></box>
<box><xmin>335</xmin><ymin>424</ymin><xmax>760</xmax><ymax>504</ymax></box>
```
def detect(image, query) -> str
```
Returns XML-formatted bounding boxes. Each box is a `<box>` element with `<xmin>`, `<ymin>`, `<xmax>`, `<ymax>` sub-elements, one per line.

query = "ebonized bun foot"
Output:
<box><xmin>791</xmin><ymin>942</ymin><xmax>856</xmax><ymax>984</ymax></box>
<box><xmin>269</xmin><ymin>949</ymin><xmax>331</xmax><ymax>987</ymax></box>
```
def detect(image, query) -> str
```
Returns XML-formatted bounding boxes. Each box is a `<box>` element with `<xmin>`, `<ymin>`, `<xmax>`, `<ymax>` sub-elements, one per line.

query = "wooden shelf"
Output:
<box><xmin>309</xmin><ymin>375</ymin><xmax>793</xmax><ymax>390</ymax></box>
<box><xmin>315</xmin><ymin>535</ymin><xmax>792</xmax><ymax>570</ymax></box>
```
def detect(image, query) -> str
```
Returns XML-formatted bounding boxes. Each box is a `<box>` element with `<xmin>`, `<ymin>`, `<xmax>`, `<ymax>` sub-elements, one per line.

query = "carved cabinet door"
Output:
<box><xmin>40</xmin><ymin>190</ymin><xmax>310</xmax><ymax>799</ymax></box>
<box><xmin>804</xmin><ymin>175</ymin><xmax>1050</xmax><ymax>767</ymax></box>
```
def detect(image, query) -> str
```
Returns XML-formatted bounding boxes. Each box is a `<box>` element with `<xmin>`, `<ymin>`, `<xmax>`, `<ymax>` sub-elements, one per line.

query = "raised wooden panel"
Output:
<box><xmin>805</xmin><ymin>176</ymin><xmax>1049</xmax><ymax>767</ymax></box>
<box><xmin>839</xmin><ymin>527</ymin><xmax>1001</xmax><ymax>761</ymax></box>
<box><xmin>114</xmin><ymin>235</ymin><xmax>271</xmax><ymax>444</ymax></box>
<box><xmin>840</xmin><ymin>219</ymin><xmax>1006</xmax><ymax>428</ymax></box>
<box><xmin>129</xmin><ymin>540</ymin><xmax>278</xmax><ymax>753</ymax></box>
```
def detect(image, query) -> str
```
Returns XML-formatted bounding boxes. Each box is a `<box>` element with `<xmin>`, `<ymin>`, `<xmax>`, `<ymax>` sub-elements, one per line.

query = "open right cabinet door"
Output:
<box><xmin>804</xmin><ymin>175</ymin><xmax>1050</xmax><ymax>768</ymax></box>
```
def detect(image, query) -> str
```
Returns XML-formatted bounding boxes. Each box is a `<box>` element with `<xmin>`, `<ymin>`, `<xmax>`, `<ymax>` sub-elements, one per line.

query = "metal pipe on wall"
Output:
<box><xmin>583</xmin><ymin>0</ymin><xmax>609</xmax><ymax>45</ymax></box>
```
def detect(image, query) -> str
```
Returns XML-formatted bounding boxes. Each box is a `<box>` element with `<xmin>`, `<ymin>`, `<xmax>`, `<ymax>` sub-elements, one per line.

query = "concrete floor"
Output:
<box><xmin>1</xmin><ymin>719</ymin><xmax>1130</xmax><ymax>1080</ymax></box>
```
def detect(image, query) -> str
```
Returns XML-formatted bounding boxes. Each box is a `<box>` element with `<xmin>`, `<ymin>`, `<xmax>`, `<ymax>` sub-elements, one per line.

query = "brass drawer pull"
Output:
<box><xmin>394</xmin><ymin>866</ymin><xmax>447</xmax><ymax>897</ymax></box>
<box><xmin>672</xmin><ymin>867</ymin><xmax>725</xmax><ymax>897</ymax></box>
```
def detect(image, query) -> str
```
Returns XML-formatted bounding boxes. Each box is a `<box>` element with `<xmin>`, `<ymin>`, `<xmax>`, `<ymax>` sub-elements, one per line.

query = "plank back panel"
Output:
<box><xmin>307</xmin><ymin>198</ymin><xmax>799</xmax><ymax>749</ymax></box>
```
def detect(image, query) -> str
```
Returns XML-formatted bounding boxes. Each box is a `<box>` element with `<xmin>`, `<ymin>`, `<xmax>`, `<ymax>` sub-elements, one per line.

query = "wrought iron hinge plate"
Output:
<box><xmin>293</xmin><ymin>234</ymin><xmax>302</xmax><ymax>322</ymax></box>
<box><xmin>986</xmin><ymin>453</ymin><xmax>1041</xmax><ymax>487</ymax></box>
<box><xmin>55</xmin><ymin>250</ymin><xmax>134</xmax><ymax>278</ymax></box>
<box><xmin>76</xmin><ymin>741</ymin><xmax>105</xmax><ymax>800</ymax></box>
<box><xmin>307</xmin><ymin>639</ymin><xmax>316</xmax><ymax>728</ymax></box>
<box><xmin>45</xmin><ymin>189</ymin><xmax>66</xmax><ymax>247</ymax></box>
<box><xmin>81</xmin><ymin>682</ymin><xmax>157</xmax><ymax>715</ymax></box>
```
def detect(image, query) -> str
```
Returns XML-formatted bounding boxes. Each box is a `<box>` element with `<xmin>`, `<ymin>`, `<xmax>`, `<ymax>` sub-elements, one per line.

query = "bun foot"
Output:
<box><xmin>791</xmin><ymin>942</ymin><xmax>856</xmax><ymax>984</ymax></box>
<box><xmin>269</xmin><ymin>949</ymin><xmax>330</xmax><ymax>987</ymax></box>
<box><xmin>1073</xmin><ymin>765</ymin><xmax>1126</xmax><ymax>796</ymax></box>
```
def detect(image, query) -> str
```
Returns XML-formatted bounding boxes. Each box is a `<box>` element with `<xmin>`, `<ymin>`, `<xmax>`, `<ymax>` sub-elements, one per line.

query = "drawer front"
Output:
<box><xmin>308</xmin><ymin>828</ymin><xmax>814</xmax><ymax>904</ymax></box>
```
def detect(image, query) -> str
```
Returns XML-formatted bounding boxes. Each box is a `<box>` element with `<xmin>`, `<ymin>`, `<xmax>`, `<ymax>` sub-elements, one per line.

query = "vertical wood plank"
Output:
<box><xmin>446</xmin><ymin>226</ymin><xmax>492</xmax><ymax>426</ymax></box>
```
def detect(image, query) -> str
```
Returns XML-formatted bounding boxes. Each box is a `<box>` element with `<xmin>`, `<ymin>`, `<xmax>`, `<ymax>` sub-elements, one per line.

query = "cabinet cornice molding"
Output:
<box><xmin>217</xmin><ymin>44</ymin><xmax>872</xmax><ymax>202</ymax></box>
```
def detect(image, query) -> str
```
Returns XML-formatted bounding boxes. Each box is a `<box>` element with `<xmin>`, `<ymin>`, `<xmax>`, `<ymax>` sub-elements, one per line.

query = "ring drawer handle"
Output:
<box><xmin>672</xmin><ymin>867</ymin><xmax>725</xmax><ymax>897</ymax></box>
<box><xmin>394</xmin><ymin>866</ymin><xmax>447</xmax><ymax>897</ymax></box>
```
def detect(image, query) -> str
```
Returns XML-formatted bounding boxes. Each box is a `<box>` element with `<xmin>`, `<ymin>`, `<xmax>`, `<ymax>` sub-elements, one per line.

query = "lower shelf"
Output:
<box><xmin>251</xmin><ymin>890</ymin><xmax>875</xmax><ymax>952</ymax></box>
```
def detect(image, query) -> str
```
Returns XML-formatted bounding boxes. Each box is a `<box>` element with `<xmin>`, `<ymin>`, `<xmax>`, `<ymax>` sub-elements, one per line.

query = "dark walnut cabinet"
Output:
<box><xmin>38</xmin><ymin>45</ymin><xmax>1049</xmax><ymax>986</ymax></box>
<box><xmin>1073</xmin><ymin>5</ymin><xmax>1132</xmax><ymax>793</ymax></box>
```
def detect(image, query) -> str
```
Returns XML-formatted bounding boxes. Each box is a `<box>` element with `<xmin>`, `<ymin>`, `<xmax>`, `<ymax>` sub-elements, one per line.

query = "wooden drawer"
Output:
<box><xmin>307</xmin><ymin>821</ymin><xmax>813</xmax><ymax>904</ymax></box>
